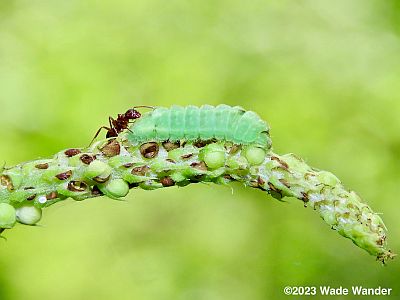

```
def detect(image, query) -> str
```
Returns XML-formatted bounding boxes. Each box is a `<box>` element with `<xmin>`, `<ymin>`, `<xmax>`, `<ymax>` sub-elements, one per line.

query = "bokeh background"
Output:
<box><xmin>1</xmin><ymin>0</ymin><xmax>399</xmax><ymax>299</ymax></box>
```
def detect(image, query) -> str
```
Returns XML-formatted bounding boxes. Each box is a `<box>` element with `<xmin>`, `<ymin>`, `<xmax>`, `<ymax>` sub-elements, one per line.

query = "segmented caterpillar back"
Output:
<box><xmin>126</xmin><ymin>105</ymin><xmax>271</xmax><ymax>148</ymax></box>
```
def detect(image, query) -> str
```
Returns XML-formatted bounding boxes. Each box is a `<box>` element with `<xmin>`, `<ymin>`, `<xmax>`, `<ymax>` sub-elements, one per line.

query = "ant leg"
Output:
<box><xmin>88</xmin><ymin>126</ymin><xmax>111</xmax><ymax>146</ymax></box>
<box><xmin>126</xmin><ymin>127</ymin><xmax>134</xmax><ymax>134</ymax></box>
<box><xmin>108</xmin><ymin>117</ymin><xmax>116</xmax><ymax>128</ymax></box>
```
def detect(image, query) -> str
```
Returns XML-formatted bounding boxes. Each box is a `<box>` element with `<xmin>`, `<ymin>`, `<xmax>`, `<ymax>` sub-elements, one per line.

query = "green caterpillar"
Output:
<box><xmin>127</xmin><ymin>105</ymin><xmax>271</xmax><ymax>148</ymax></box>
<box><xmin>0</xmin><ymin>105</ymin><xmax>394</xmax><ymax>263</ymax></box>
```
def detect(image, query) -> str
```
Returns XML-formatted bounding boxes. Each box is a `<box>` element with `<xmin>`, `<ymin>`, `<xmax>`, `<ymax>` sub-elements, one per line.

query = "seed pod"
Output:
<box><xmin>0</xmin><ymin>203</ymin><xmax>16</xmax><ymax>228</ymax></box>
<box><xmin>243</xmin><ymin>146</ymin><xmax>266</xmax><ymax>166</ymax></box>
<box><xmin>200</xmin><ymin>144</ymin><xmax>225</xmax><ymax>169</ymax></box>
<box><xmin>15</xmin><ymin>204</ymin><xmax>42</xmax><ymax>225</ymax></box>
<box><xmin>103</xmin><ymin>179</ymin><xmax>130</xmax><ymax>198</ymax></box>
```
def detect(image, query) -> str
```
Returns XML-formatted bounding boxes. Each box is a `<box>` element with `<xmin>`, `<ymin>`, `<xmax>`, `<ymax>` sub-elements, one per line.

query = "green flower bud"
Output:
<box><xmin>243</xmin><ymin>146</ymin><xmax>266</xmax><ymax>166</ymax></box>
<box><xmin>320</xmin><ymin>209</ymin><xmax>337</xmax><ymax>226</ymax></box>
<box><xmin>0</xmin><ymin>203</ymin><xmax>17</xmax><ymax>228</ymax></box>
<box><xmin>104</xmin><ymin>179</ymin><xmax>129</xmax><ymax>198</ymax></box>
<box><xmin>200</xmin><ymin>144</ymin><xmax>225</xmax><ymax>169</ymax></box>
<box><xmin>16</xmin><ymin>204</ymin><xmax>42</xmax><ymax>225</ymax></box>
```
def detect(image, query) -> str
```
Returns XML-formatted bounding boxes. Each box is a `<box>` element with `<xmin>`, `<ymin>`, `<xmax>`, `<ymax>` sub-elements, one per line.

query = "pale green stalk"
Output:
<box><xmin>0</xmin><ymin>133</ymin><xmax>394</xmax><ymax>262</ymax></box>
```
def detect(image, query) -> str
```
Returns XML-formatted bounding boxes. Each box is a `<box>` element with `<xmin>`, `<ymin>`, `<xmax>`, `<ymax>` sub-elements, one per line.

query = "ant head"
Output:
<box><xmin>125</xmin><ymin>108</ymin><xmax>141</xmax><ymax>119</ymax></box>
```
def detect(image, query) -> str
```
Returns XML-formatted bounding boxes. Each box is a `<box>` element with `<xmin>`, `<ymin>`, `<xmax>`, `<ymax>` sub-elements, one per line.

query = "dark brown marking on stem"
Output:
<box><xmin>268</xmin><ymin>182</ymin><xmax>279</xmax><ymax>193</ymax></box>
<box><xmin>101</xmin><ymin>139</ymin><xmax>121</xmax><ymax>157</ymax></box>
<box><xmin>27</xmin><ymin>194</ymin><xmax>36</xmax><ymax>201</ymax></box>
<box><xmin>377</xmin><ymin>236</ymin><xmax>386</xmax><ymax>246</ymax></box>
<box><xmin>193</xmin><ymin>139</ymin><xmax>217</xmax><ymax>148</ymax></box>
<box><xmin>250</xmin><ymin>177</ymin><xmax>267</xmax><ymax>191</ymax></box>
<box><xmin>190</xmin><ymin>161</ymin><xmax>207</xmax><ymax>171</ymax></box>
<box><xmin>55</xmin><ymin>170</ymin><xmax>72</xmax><ymax>180</ymax></box>
<box><xmin>64</xmin><ymin>149</ymin><xmax>81</xmax><ymax>157</ymax></box>
<box><xmin>140</xmin><ymin>143</ymin><xmax>159</xmax><ymax>158</ymax></box>
<box><xmin>279</xmin><ymin>178</ymin><xmax>290</xmax><ymax>188</ymax></box>
<box><xmin>271</xmin><ymin>156</ymin><xmax>289</xmax><ymax>170</ymax></box>
<box><xmin>190</xmin><ymin>174</ymin><xmax>205</xmax><ymax>182</ymax></box>
<box><xmin>46</xmin><ymin>191</ymin><xmax>58</xmax><ymax>200</ymax></box>
<box><xmin>162</xmin><ymin>141</ymin><xmax>180</xmax><ymax>151</ymax></box>
<box><xmin>160</xmin><ymin>176</ymin><xmax>175</xmax><ymax>187</ymax></box>
<box><xmin>268</xmin><ymin>182</ymin><xmax>283</xmax><ymax>199</ymax></box>
<box><xmin>249</xmin><ymin>180</ymin><xmax>258</xmax><ymax>188</ymax></box>
<box><xmin>80</xmin><ymin>154</ymin><xmax>95</xmax><ymax>165</ymax></box>
<box><xmin>35</xmin><ymin>163</ymin><xmax>49</xmax><ymax>169</ymax></box>
<box><xmin>131</xmin><ymin>166</ymin><xmax>149</xmax><ymax>176</ymax></box>
<box><xmin>93</xmin><ymin>175</ymin><xmax>111</xmax><ymax>183</ymax></box>
<box><xmin>224</xmin><ymin>174</ymin><xmax>233</xmax><ymax>180</ymax></box>
<box><xmin>301</xmin><ymin>192</ymin><xmax>309</xmax><ymax>203</ymax></box>
<box><xmin>0</xmin><ymin>175</ymin><xmax>14</xmax><ymax>191</ymax></box>
<box><xmin>304</xmin><ymin>172</ymin><xmax>316</xmax><ymax>180</ymax></box>
<box><xmin>91</xmin><ymin>185</ymin><xmax>103</xmax><ymax>196</ymax></box>
<box><xmin>68</xmin><ymin>181</ymin><xmax>88</xmax><ymax>192</ymax></box>
<box><xmin>123</xmin><ymin>163</ymin><xmax>134</xmax><ymax>168</ymax></box>
<box><xmin>229</xmin><ymin>144</ymin><xmax>241</xmax><ymax>155</ymax></box>
<box><xmin>181</xmin><ymin>153</ymin><xmax>193</xmax><ymax>159</ymax></box>
<box><xmin>165</xmin><ymin>159</ymin><xmax>176</xmax><ymax>164</ymax></box>
<box><xmin>128</xmin><ymin>182</ymin><xmax>140</xmax><ymax>189</ymax></box>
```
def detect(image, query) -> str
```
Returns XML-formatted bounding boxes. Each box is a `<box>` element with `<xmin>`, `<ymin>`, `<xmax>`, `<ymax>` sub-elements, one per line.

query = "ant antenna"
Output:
<box><xmin>133</xmin><ymin>105</ymin><xmax>155</xmax><ymax>110</ymax></box>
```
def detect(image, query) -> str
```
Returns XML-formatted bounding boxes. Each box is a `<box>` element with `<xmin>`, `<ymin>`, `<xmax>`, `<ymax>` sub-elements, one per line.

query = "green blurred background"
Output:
<box><xmin>0</xmin><ymin>0</ymin><xmax>399</xmax><ymax>299</ymax></box>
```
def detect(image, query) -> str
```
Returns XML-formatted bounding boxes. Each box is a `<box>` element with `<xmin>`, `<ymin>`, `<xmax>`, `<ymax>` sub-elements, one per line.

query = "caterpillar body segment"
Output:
<box><xmin>214</xmin><ymin>104</ymin><xmax>230</xmax><ymax>139</ymax></box>
<box><xmin>170</xmin><ymin>105</ymin><xmax>185</xmax><ymax>141</ymax></box>
<box><xmin>184</xmin><ymin>106</ymin><xmax>200</xmax><ymax>139</ymax></box>
<box><xmin>127</xmin><ymin>105</ymin><xmax>271</xmax><ymax>148</ymax></box>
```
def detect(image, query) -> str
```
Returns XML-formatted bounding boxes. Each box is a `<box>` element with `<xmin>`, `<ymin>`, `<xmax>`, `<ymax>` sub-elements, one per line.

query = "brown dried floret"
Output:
<box><xmin>131</xmin><ymin>166</ymin><xmax>149</xmax><ymax>176</ymax></box>
<box><xmin>101</xmin><ymin>139</ymin><xmax>121</xmax><ymax>157</ymax></box>
<box><xmin>0</xmin><ymin>175</ymin><xmax>14</xmax><ymax>191</ymax></box>
<box><xmin>55</xmin><ymin>170</ymin><xmax>72</xmax><ymax>180</ymax></box>
<box><xmin>64</xmin><ymin>149</ymin><xmax>81</xmax><ymax>157</ymax></box>
<box><xmin>80</xmin><ymin>154</ymin><xmax>95</xmax><ymax>165</ymax></box>
<box><xmin>190</xmin><ymin>161</ymin><xmax>207</xmax><ymax>171</ymax></box>
<box><xmin>162</xmin><ymin>141</ymin><xmax>180</xmax><ymax>151</ymax></box>
<box><xmin>35</xmin><ymin>163</ymin><xmax>49</xmax><ymax>169</ymax></box>
<box><xmin>46</xmin><ymin>191</ymin><xmax>58</xmax><ymax>200</ymax></box>
<box><xmin>140</xmin><ymin>142</ymin><xmax>159</xmax><ymax>158</ymax></box>
<box><xmin>68</xmin><ymin>181</ymin><xmax>88</xmax><ymax>192</ymax></box>
<box><xmin>160</xmin><ymin>176</ymin><xmax>175</xmax><ymax>187</ymax></box>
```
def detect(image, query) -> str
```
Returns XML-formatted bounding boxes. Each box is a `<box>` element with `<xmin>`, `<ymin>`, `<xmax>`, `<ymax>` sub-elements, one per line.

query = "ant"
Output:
<box><xmin>89</xmin><ymin>105</ymin><xmax>154</xmax><ymax>145</ymax></box>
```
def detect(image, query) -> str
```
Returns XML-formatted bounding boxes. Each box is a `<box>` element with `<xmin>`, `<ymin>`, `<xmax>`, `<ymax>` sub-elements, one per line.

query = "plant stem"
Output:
<box><xmin>0</xmin><ymin>134</ymin><xmax>394</xmax><ymax>262</ymax></box>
